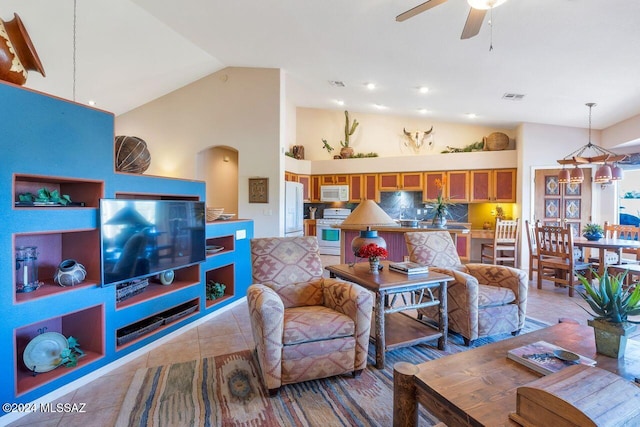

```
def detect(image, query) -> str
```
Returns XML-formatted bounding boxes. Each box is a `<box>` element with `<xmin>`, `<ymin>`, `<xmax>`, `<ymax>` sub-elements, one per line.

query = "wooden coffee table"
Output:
<box><xmin>326</xmin><ymin>261</ymin><xmax>453</xmax><ymax>369</ymax></box>
<box><xmin>392</xmin><ymin>322</ymin><xmax>640</xmax><ymax>427</ymax></box>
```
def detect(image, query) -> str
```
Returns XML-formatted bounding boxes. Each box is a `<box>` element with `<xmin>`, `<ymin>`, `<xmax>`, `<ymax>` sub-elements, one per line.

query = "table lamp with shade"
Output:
<box><xmin>341</xmin><ymin>199</ymin><xmax>398</xmax><ymax>258</ymax></box>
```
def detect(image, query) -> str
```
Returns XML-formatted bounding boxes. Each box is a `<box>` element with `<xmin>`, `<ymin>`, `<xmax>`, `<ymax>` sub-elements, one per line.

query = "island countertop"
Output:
<box><xmin>336</xmin><ymin>222</ymin><xmax>471</xmax><ymax>233</ymax></box>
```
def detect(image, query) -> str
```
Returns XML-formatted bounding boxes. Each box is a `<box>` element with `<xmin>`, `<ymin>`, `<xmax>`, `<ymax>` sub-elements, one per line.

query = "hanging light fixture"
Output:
<box><xmin>558</xmin><ymin>168</ymin><xmax>570</xmax><ymax>184</ymax></box>
<box><xmin>557</xmin><ymin>103</ymin><xmax>627</xmax><ymax>185</ymax></box>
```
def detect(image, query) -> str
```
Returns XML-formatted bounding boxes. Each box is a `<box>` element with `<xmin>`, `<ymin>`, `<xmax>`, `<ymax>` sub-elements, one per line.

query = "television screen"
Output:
<box><xmin>100</xmin><ymin>199</ymin><xmax>206</xmax><ymax>286</ymax></box>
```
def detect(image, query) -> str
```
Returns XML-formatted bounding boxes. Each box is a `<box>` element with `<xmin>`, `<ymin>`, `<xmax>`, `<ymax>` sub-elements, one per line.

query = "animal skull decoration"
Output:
<box><xmin>403</xmin><ymin>126</ymin><xmax>434</xmax><ymax>153</ymax></box>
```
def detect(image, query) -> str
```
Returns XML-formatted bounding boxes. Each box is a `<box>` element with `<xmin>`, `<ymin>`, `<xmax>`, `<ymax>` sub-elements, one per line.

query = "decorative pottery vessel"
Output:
<box><xmin>340</xmin><ymin>146</ymin><xmax>354</xmax><ymax>159</ymax></box>
<box><xmin>54</xmin><ymin>259</ymin><xmax>86</xmax><ymax>287</ymax></box>
<box><xmin>583</xmin><ymin>231</ymin><xmax>603</xmax><ymax>241</ymax></box>
<box><xmin>432</xmin><ymin>216</ymin><xmax>447</xmax><ymax>229</ymax></box>
<box><xmin>114</xmin><ymin>135</ymin><xmax>151</xmax><ymax>174</ymax></box>
<box><xmin>588</xmin><ymin>318</ymin><xmax>636</xmax><ymax>359</ymax></box>
<box><xmin>369</xmin><ymin>258</ymin><xmax>380</xmax><ymax>274</ymax></box>
<box><xmin>0</xmin><ymin>13</ymin><xmax>46</xmax><ymax>85</ymax></box>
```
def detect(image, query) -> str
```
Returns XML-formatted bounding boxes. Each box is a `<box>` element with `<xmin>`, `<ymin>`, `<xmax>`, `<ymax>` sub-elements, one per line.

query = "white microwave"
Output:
<box><xmin>320</xmin><ymin>185</ymin><xmax>349</xmax><ymax>202</ymax></box>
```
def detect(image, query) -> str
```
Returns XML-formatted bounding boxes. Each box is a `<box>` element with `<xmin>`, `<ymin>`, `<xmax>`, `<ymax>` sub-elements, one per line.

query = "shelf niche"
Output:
<box><xmin>205</xmin><ymin>263</ymin><xmax>235</xmax><ymax>308</ymax></box>
<box><xmin>14</xmin><ymin>305</ymin><xmax>104</xmax><ymax>396</ymax></box>
<box><xmin>115</xmin><ymin>264</ymin><xmax>201</xmax><ymax>309</ymax></box>
<box><xmin>115</xmin><ymin>192</ymin><xmax>199</xmax><ymax>201</ymax></box>
<box><xmin>14</xmin><ymin>230</ymin><xmax>100</xmax><ymax>303</ymax></box>
<box><xmin>14</xmin><ymin>174</ymin><xmax>104</xmax><ymax>208</ymax></box>
<box><xmin>206</xmin><ymin>234</ymin><xmax>235</xmax><ymax>256</ymax></box>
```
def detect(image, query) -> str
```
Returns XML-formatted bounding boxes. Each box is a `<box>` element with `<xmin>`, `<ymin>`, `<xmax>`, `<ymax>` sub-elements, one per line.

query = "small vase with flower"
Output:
<box><xmin>358</xmin><ymin>243</ymin><xmax>389</xmax><ymax>273</ymax></box>
<box><xmin>428</xmin><ymin>177</ymin><xmax>454</xmax><ymax>228</ymax></box>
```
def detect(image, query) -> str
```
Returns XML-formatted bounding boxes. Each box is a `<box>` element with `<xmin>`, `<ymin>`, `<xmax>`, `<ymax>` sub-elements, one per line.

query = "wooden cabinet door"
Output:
<box><xmin>284</xmin><ymin>171</ymin><xmax>297</xmax><ymax>182</ymax></box>
<box><xmin>379</xmin><ymin>173</ymin><xmax>400</xmax><ymax>190</ymax></box>
<box><xmin>363</xmin><ymin>174</ymin><xmax>379</xmax><ymax>202</ymax></box>
<box><xmin>310</xmin><ymin>175</ymin><xmax>321</xmax><ymax>202</ymax></box>
<box><xmin>349</xmin><ymin>174</ymin><xmax>363</xmax><ymax>202</ymax></box>
<box><xmin>423</xmin><ymin>171</ymin><xmax>446</xmax><ymax>201</ymax></box>
<box><xmin>400</xmin><ymin>172</ymin><xmax>423</xmax><ymax>190</ymax></box>
<box><xmin>334</xmin><ymin>174</ymin><xmax>349</xmax><ymax>185</ymax></box>
<box><xmin>470</xmin><ymin>170</ymin><xmax>492</xmax><ymax>202</ymax></box>
<box><xmin>447</xmin><ymin>171</ymin><xmax>470</xmax><ymax>202</ymax></box>
<box><xmin>298</xmin><ymin>175</ymin><xmax>311</xmax><ymax>202</ymax></box>
<box><xmin>304</xmin><ymin>220</ymin><xmax>316</xmax><ymax>236</ymax></box>
<box><xmin>456</xmin><ymin>234</ymin><xmax>470</xmax><ymax>263</ymax></box>
<box><xmin>494</xmin><ymin>169</ymin><xmax>516</xmax><ymax>202</ymax></box>
<box><xmin>320</xmin><ymin>175</ymin><xmax>335</xmax><ymax>185</ymax></box>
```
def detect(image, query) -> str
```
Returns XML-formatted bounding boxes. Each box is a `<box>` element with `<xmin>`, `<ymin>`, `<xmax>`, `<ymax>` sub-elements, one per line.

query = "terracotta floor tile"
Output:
<box><xmin>199</xmin><ymin>332</ymin><xmax>249</xmax><ymax>358</ymax></box>
<box><xmin>146</xmin><ymin>338</ymin><xmax>201</xmax><ymax>367</ymax></box>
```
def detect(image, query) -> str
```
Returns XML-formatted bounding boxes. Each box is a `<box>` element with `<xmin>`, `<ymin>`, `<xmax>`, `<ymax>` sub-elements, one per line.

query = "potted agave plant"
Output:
<box><xmin>577</xmin><ymin>269</ymin><xmax>640</xmax><ymax>358</ymax></box>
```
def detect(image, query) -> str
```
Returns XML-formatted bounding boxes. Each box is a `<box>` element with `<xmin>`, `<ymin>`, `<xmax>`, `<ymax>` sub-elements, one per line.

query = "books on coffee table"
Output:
<box><xmin>507</xmin><ymin>340</ymin><xmax>596</xmax><ymax>376</ymax></box>
<box><xmin>389</xmin><ymin>261</ymin><xmax>429</xmax><ymax>274</ymax></box>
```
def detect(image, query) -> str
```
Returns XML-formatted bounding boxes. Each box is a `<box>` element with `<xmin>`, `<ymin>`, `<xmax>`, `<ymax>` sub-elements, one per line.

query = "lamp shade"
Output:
<box><xmin>342</xmin><ymin>200</ymin><xmax>397</xmax><ymax>258</ymax></box>
<box><xmin>570</xmin><ymin>166</ymin><xmax>584</xmax><ymax>183</ymax></box>
<box><xmin>558</xmin><ymin>168</ymin><xmax>570</xmax><ymax>184</ymax></box>
<box><xmin>611</xmin><ymin>164</ymin><xmax>624</xmax><ymax>181</ymax></box>
<box><xmin>594</xmin><ymin>164</ymin><xmax>612</xmax><ymax>183</ymax></box>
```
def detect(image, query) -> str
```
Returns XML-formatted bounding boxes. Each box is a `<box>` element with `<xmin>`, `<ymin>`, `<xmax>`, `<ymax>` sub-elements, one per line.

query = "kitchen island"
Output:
<box><xmin>337</xmin><ymin>222</ymin><xmax>471</xmax><ymax>263</ymax></box>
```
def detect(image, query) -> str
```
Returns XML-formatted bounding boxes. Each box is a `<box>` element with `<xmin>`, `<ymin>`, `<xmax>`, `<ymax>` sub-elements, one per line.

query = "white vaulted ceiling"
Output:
<box><xmin>5</xmin><ymin>0</ymin><xmax>640</xmax><ymax>130</ymax></box>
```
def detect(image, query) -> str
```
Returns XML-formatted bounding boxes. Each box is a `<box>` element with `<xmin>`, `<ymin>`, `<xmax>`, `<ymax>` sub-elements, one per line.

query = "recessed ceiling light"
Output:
<box><xmin>418</xmin><ymin>108</ymin><xmax>429</xmax><ymax>114</ymax></box>
<box><xmin>88</xmin><ymin>100</ymin><xmax>96</xmax><ymax>106</ymax></box>
<box><xmin>373</xmin><ymin>103</ymin><xmax>387</xmax><ymax>109</ymax></box>
<box><xmin>418</xmin><ymin>86</ymin><xmax>429</xmax><ymax>94</ymax></box>
<box><xmin>334</xmin><ymin>99</ymin><xmax>345</xmax><ymax>106</ymax></box>
<box><xmin>467</xmin><ymin>113</ymin><xmax>477</xmax><ymax>119</ymax></box>
<box><xmin>366</xmin><ymin>83</ymin><xmax>376</xmax><ymax>90</ymax></box>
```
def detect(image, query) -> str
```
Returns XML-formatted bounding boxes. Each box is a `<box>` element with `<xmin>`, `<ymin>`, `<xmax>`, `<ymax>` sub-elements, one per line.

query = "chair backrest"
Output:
<box><xmin>250</xmin><ymin>236</ymin><xmax>324</xmax><ymax>287</ymax></box>
<box><xmin>405</xmin><ymin>231</ymin><xmax>461</xmax><ymax>268</ymax></box>
<box><xmin>604</xmin><ymin>221</ymin><xmax>640</xmax><ymax>240</ymax></box>
<box><xmin>535</xmin><ymin>224</ymin><xmax>577</xmax><ymax>264</ymax></box>
<box><xmin>525</xmin><ymin>220</ymin><xmax>537</xmax><ymax>254</ymax></box>
<box><xmin>495</xmin><ymin>218</ymin><xmax>519</xmax><ymax>244</ymax></box>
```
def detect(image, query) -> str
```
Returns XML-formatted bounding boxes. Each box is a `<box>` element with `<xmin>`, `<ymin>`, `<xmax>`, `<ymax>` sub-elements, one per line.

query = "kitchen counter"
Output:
<box><xmin>337</xmin><ymin>222</ymin><xmax>471</xmax><ymax>264</ymax></box>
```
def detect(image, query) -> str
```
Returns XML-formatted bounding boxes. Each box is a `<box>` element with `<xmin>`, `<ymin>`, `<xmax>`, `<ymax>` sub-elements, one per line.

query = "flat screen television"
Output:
<box><xmin>100</xmin><ymin>199</ymin><xmax>206</xmax><ymax>287</ymax></box>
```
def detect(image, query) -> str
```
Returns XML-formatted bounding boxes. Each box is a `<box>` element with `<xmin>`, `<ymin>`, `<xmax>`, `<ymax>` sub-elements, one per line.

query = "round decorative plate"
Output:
<box><xmin>553</xmin><ymin>349</ymin><xmax>580</xmax><ymax>362</ymax></box>
<box><xmin>23</xmin><ymin>332</ymin><xmax>69</xmax><ymax>373</ymax></box>
<box><xmin>206</xmin><ymin>245</ymin><xmax>224</xmax><ymax>254</ymax></box>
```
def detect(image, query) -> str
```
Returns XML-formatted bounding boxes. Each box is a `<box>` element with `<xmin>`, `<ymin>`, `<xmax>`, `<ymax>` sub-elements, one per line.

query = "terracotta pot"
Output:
<box><xmin>0</xmin><ymin>13</ymin><xmax>46</xmax><ymax>85</ymax></box>
<box><xmin>340</xmin><ymin>146</ymin><xmax>354</xmax><ymax>159</ymax></box>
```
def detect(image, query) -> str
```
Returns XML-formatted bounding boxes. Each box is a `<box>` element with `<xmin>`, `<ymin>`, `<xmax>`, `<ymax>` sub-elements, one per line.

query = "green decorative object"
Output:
<box><xmin>577</xmin><ymin>270</ymin><xmax>640</xmax><ymax>357</ymax></box>
<box><xmin>206</xmin><ymin>281</ymin><xmax>226</xmax><ymax>300</ymax></box>
<box><xmin>60</xmin><ymin>336</ymin><xmax>85</xmax><ymax>368</ymax></box>
<box><xmin>441</xmin><ymin>141</ymin><xmax>484</xmax><ymax>153</ymax></box>
<box><xmin>322</xmin><ymin>110</ymin><xmax>360</xmax><ymax>159</ymax></box>
<box><xmin>19</xmin><ymin>187</ymin><xmax>72</xmax><ymax>205</ymax></box>
<box><xmin>582</xmin><ymin>223</ymin><xmax>604</xmax><ymax>241</ymax></box>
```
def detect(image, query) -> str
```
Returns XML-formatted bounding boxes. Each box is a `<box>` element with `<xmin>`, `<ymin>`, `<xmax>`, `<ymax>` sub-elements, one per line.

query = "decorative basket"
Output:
<box><xmin>206</xmin><ymin>207</ymin><xmax>224</xmax><ymax>222</ymax></box>
<box><xmin>483</xmin><ymin>132</ymin><xmax>510</xmax><ymax>151</ymax></box>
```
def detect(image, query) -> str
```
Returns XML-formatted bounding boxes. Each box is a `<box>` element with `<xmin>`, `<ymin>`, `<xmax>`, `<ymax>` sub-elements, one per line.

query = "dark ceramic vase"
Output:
<box><xmin>583</xmin><ymin>231</ymin><xmax>603</xmax><ymax>241</ymax></box>
<box><xmin>54</xmin><ymin>259</ymin><xmax>87</xmax><ymax>287</ymax></box>
<box><xmin>0</xmin><ymin>13</ymin><xmax>46</xmax><ymax>85</ymax></box>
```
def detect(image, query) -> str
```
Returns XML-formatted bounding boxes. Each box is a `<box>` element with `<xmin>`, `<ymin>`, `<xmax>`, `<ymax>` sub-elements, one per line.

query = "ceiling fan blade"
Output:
<box><xmin>396</xmin><ymin>0</ymin><xmax>449</xmax><ymax>22</ymax></box>
<box><xmin>460</xmin><ymin>7</ymin><xmax>487</xmax><ymax>39</ymax></box>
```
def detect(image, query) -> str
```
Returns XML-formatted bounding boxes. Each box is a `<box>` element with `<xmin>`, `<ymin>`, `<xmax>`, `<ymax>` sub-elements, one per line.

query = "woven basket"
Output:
<box><xmin>206</xmin><ymin>207</ymin><xmax>224</xmax><ymax>222</ymax></box>
<box><xmin>483</xmin><ymin>132</ymin><xmax>510</xmax><ymax>151</ymax></box>
<box><xmin>115</xmin><ymin>135</ymin><xmax>151</xmax><ymax>174</ymax></box>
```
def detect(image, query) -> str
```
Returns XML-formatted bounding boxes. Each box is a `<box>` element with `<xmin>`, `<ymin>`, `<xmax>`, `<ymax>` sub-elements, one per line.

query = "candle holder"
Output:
<box><xmin>16</xmin><ymin>246</ymin><xmax>40</xmax><ymax>293</ymax></box>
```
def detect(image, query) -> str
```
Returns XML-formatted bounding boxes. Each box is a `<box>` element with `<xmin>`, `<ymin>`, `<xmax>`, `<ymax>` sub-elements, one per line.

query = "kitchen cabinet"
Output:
<box><xmin>470</xmin><ymin>169</ymin><xmax>516</xmax><ymax>202</ymax></box>
<box><xmin>320</xmin><ymin>174</ymin><xmax>348</xmax><ymax>185</ymax></box>
<box><xmin>348</xmin><ymin>174</ymin><xmax>363</xmax><ymax>202</ymax></box>
<box><xmin>379</xmin><ymin>172</ymin><xmax>423</xmax><ymax>191</ymax></box>
<box><xmin>304</xmin><ymin>219</ymin><xmax>316</xmax><ymax>236</ymax></box>
<box><xmin>297</xmin><ymin>175</ymin><xmax>311</xmax><ymax>201</ymax></box>
<box><xmin>310</xmin><ymin>175</ymin><xmax>321</xmax><ymax>202</ymax></box>
<box><xmin>447</xmin><ymin>171</ymin><xmax>470</xmax><ymax>202</ymax></box>
<box><xmin>284</xmin><ymin>171</ymin><xmax>297</xmax><ymax>182</ymax></box>
<box><xmin>423</xmin><ymin>171</ymin><xmax>446</xmax><ymax>201</ymax></box>
<box><xmin>363</xmin><ymin>174</ymin><xmax>379</xmax><ymax>202</ymax></box>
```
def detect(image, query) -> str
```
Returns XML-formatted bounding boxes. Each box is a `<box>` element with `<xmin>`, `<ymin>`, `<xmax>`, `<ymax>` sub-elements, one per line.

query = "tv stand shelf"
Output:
<box><xmin>1</xmin><ymin>79</ymin><xmax>254</xmax><ymax>415</ymax></box>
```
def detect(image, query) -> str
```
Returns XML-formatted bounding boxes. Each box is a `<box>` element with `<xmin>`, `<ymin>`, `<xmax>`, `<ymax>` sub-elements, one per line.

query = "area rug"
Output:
<box><xmin>116</xmin><ymin>317</ymin><xmax>549</xmax><ymax>427</ymax></box>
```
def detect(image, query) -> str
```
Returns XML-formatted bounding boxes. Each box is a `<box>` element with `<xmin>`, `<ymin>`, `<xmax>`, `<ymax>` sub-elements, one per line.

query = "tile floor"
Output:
<box><xmin>4</xmin><ymin>256</ymin><xmax>634</xmax><ymax>427</ymax></box>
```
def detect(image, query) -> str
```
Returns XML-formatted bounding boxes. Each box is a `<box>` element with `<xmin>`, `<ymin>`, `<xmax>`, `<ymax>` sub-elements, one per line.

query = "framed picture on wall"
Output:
<box><xmin>249</xmin><ymin>177</ymin><xmax>269</xmax><ymax>203</ymax></box>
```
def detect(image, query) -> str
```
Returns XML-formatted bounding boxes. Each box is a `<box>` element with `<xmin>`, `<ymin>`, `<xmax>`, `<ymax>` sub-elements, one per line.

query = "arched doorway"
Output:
<box><xmin>197</xmin><ymin>146</ymin><xmax>238</xmax><ymax>215</ymax></box>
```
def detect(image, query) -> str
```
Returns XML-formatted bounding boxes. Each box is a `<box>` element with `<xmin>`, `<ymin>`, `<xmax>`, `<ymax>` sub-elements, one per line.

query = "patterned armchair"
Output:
<box><xmin>247</xmin><ymin>236</ymin><xmax>373</xmax><ymax>395</ymax></box>
<box><xmin>405</xmin><ymin>231</ymin><xmax>528</xmax><ymax>345</ymax></box>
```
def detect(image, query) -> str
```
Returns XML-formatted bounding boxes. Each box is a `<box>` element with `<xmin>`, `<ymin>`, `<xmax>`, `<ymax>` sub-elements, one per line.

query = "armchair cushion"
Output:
<box><xmin>283</xmin><ymin>306</ymin><xmax>355</xmax><ymax>345</ymax></box>
<box><xmin>477</xmin><ymin>285</ymin><xmax>516</xmax><ymax>308</ymax></box>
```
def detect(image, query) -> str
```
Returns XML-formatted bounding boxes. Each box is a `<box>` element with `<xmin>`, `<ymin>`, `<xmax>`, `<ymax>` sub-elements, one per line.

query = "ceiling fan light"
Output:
<box><xmin>611</xmin><ymin>164</ymin><xmax>624</xmax><ymax>181</ymax></box>
<box><xmin>570</xmin><ymin>167</ymin><xmax>584</xmax><ymax>183</ymax></box>
<box><xmin>467</xmin><ymin>0</ymin><xmax>508</xmax><ymax>10</ymax></box>
<box><xmin>558</xmin><ymin>168</ymin><xmax>570</xmax><ymax>184</ymax></box>
<box><xmin>594</xmin><ymin>164</ymin><xmax>613</xmax><ymax>183</ymax></box>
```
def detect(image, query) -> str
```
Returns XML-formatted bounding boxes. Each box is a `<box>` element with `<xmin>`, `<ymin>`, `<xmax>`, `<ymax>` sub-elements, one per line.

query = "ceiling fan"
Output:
<box><xmin>396</xmin><ymin>0</ymin><xmax>508</xmax><ymax>39</ymax></box>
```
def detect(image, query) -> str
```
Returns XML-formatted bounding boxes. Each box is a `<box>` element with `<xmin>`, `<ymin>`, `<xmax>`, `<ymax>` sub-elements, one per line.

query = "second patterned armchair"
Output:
<box><xmin>405</xmin><ymin>231</ymin><xmax>528</xmax><ymax>345</ymax></box>
<box><xmin>247</xmin><ymin>236</ymin><xmax>373</xmax><ymax>395</ymax></box>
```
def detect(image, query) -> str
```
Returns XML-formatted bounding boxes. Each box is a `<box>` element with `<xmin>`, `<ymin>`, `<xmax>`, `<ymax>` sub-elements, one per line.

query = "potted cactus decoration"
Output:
<box><xmin>339</xmin><ymin>110</ymin><xmax>359</xmax><ymax>158</ymax></box>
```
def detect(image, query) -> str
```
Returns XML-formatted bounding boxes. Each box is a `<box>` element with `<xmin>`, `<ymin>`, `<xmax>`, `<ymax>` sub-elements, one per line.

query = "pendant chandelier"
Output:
<box><xmin>557</xmin><ymin>103</ymin><xmax>626</xmax><ymax>185</ymax></box>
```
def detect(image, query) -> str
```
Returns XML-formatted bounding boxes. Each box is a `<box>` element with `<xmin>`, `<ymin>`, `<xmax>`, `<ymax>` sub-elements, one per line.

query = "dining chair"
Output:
<box><xmin>525</xmin><ymin>220</ymin><xmax>539</xmax><ymax>280</ymax></box>
<box><xmin>480</xmin><ymin>218</ymin><xmax>519</xmax><ymax>267</ymax></box>
<box><xmin>603</xmin><ymin>221</ymin><xmax>640</xmax><ymax>264</ymax></box>
<box><xmin>535</xmin><ymin>223</ymin><xmax>592</xmax><ymax>297</ymax></box>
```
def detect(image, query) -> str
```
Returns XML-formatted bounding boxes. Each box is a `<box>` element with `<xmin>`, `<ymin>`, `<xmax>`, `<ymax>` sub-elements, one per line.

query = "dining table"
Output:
<box><xmin>573</xmin><ymin>236</ymin><xmax>640</xmax><ymax>276</ymax></box>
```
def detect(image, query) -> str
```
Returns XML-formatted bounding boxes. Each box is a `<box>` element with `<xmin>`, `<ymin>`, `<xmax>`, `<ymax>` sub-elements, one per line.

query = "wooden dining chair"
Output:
<box><xmin>604</xmin><ymin>221</ymin><xmax>640</xmax><ymax>263</ymax></box>
<box><xmin>481</xmin><ymin>218</ymin><xmax>519</xmax><ymax>267</ymax></box>
<box><xmin>535</xmin><ymin>223</ymin><xmax>591</xmax><ymax>297</ymax></box>
<box><xmin>525</xmin><ymin>220</ymin><xmax>539</xmax><ymax>280</ymax></box>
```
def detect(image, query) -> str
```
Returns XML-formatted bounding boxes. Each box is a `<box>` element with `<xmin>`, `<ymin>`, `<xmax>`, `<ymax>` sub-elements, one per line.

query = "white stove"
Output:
<box><xmin>316</xmin><ymin>208</ymin><xmax>351</xmax><ymax>255</ymax></box>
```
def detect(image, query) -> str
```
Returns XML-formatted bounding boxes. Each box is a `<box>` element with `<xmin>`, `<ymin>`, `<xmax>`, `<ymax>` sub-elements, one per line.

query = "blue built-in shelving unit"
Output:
<box><xmin>0</xmin><ymin>81</ymin><xmax>253</xmax><ymax>414</ymax></box>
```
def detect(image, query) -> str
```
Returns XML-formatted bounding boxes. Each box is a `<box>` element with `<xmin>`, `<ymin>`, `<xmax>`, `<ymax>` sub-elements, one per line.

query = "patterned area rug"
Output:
<box><xmin>116</xmin><ymin>318</ymin><xmax>549</xmax><ymax>427</ymax></box>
